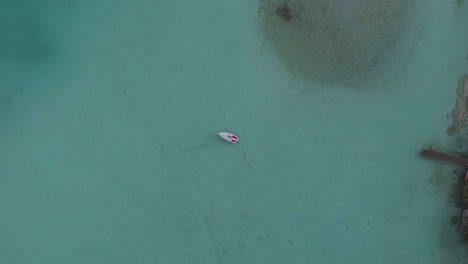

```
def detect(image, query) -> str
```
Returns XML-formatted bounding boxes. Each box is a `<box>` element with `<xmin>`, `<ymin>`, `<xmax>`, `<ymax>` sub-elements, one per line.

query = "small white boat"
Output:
<box><xmin>218</xmin><ymin>132</ymin><xmax>239</xmax><ymax>144</ymax></box>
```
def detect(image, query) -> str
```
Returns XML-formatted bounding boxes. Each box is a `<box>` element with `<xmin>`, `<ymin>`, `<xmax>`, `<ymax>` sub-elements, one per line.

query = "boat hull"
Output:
<box><xmin>218</xmin><ymin>132</ymin><xmax>239</xmax><ymax>144</ymax></box>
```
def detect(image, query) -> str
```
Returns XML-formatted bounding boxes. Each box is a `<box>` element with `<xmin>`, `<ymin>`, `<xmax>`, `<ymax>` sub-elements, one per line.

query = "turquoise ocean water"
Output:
<box><xmin>1</xmin><ymin>0</ymin><xmax>468</xmax><ymax>263</ymax></box>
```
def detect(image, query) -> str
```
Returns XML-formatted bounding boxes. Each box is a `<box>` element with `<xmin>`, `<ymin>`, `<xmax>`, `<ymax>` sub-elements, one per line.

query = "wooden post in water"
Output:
<box><xmin>421</xmin><ymin>149</ymin><xmax>468</xmax><ymax>166</ymax></box>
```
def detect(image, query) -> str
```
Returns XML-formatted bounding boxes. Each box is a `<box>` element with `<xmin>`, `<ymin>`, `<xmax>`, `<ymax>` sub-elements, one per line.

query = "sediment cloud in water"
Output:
<box><xmin>257</xmin><ymin>0</ymin><xmax>423</xmax><ymax>87</ymax></box>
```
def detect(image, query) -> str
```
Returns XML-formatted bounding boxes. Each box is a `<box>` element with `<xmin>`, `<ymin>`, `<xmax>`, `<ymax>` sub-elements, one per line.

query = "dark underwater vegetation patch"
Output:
<box><xmin>0</xmin><ymin>1</ymin><xmax>79</xmax><ymax>117</ymax></box>
<box><xmin>257</xmin><ymin>0</ymin><xmax>424</xmax><ymax>88</ymax></box>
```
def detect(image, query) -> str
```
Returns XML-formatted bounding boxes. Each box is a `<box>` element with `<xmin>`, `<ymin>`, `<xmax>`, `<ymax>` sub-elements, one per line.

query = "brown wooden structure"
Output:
<box><xmin>421</xmin><ymin>149</ymin><xmax>468</xmax><ymax>235</ymax></box>
<box><xmin>421</xmin><ymin>149</ymin><xmax>468</xmax><ymax>166</ymax></box>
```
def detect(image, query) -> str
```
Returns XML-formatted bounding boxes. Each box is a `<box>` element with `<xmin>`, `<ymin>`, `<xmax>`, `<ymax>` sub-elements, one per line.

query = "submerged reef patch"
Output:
<box><xmin>275</xmin><ymin>2</ymin><xmax>293</xmax><ymax>22</ymax></box>
<box><xmin>257</xmin><ymin>0</ymin><xmax>423</xmax><ymax>87</ymax></box>
<box><xmin>448</xmin><ymin>74</ymin><xmax>468</xmax><ymax>135</ymax></box>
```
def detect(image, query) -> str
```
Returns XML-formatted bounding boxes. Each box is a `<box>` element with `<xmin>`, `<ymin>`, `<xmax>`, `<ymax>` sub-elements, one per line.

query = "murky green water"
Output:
<box><xmin>1</xmin><ymin>1</ymin><xmax>468</xmax><ymax>263</ymax></box>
